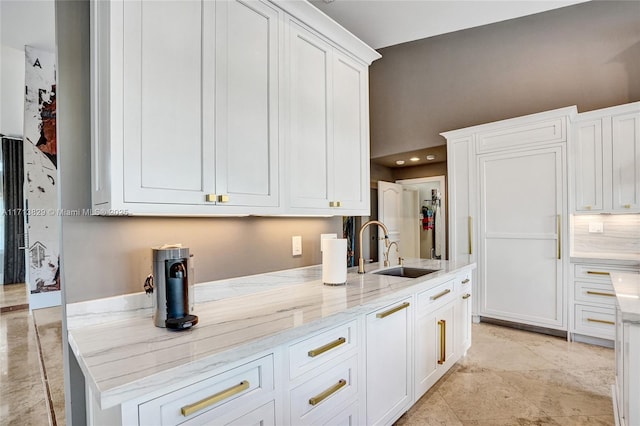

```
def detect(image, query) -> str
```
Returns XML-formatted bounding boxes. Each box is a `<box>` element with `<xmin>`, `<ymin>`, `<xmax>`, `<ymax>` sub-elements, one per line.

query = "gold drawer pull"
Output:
<box><xmin>376</xmin><ymin>302</ymin><xmax>410</xmax><ymax>319</ymax></box>
<box><xmin>309</xmin><ymin>379</ymin><xmax>347</xmax><ymax>406</ymax></box>
<box><xmin>461</xmin><ymin>278</ymin><xmax>470</xmax><ymax>284</ymax></box>
<box><xmin>586</xmin><ymin>290</ymin><xmax>615</xmax><ymax>297</ymax></box>
<box><xmin>205</xmin><ymin>194</ymin><xmax>217</xmax><ymax>203</ymax></box>
<box><xmin>218</xmin><ymin>194</ymin><xmax>230</xmax><ymax>203</ymax></box>
<box><xmin>557</xmin><ymin>214</ymin><xmax>561</xmax><ymax>260</ymax></box>
<box><xmin>329</xmin><ymin>201</ymin><xmax>342</xmax><ymax>207</ymax></box>
<box><xmin>438</xmin><ymin>319</ymin><xmax>446</xmax><ymax>365</ymax></box>
<box><xmin>181</xmin><ymin>380</ymin><xmax>250</xmax><ymax>417</ymax></box>
<box><xmin>431</xmin><ymin>288</ymin><xmax>452</xmax><ymax>301</ymax></box>
<box><xmin>584</xmin><ymin>205</ymin><xmax>592</xmax><ymax>210</ymax></box>
<box><xmin>587</xmin><ymin>318</ymin><xmax>615</xmax><ymax>326</ymax></box>
<box><xmin>468</xmin><ymin>216</ymin><xmax>473</xmax><ymax>255</ymax></box>
<box><xmin>623</xmin><ymin>204</ymin><xmax>631</xmax><ymax>209</ymax></box>
<box><xmin>462</xmin><ymin>293</ymin><xmax>471</xmax><ymax>300</ymax></box>
<box><xmin>308</xmin><ymin>337</ymin><xmax>346</xmax><ymax>358</ymax></box>
<box><xmin>587</xmin><ymin>271</ymin><xmax>610</xmax><ymax>276</ymax></box>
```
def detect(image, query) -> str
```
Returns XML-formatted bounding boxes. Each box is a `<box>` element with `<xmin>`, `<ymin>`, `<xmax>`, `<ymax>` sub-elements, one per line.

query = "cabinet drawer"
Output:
<box><xmin>139</xmin><ymin>354</ymin><xmax>274</xmax><ymax>425</ymax></box>
<box><xmin>322</xmin><ymin>400</ymin><xmax>359</xmax><ymax>426</ymax></box>
<box><xmin>574</xmin><ymin>304</ymin><xmax>616</xmax><ymax>339</ymax></box>
<box><xmin>288</xmin><ymin>320</ymin><xmax>358</xmax><ymax>380</ymax></box>
<box><xmin>574</xmin><ymin>264</ymin><xmax>639</xmax><ymax>282</ymax></box>
<box><xmin>290</xmin><ymin>354</ymin><xmax>358</xmax><ymax>425</ymax></box>
<box><xmin>418</xmin><ymin>279</ymin><xmax>455</xmax><ymax>312</ymax></box>
<box><xmin>575</xmin><ymin>281</ymin><xmax>617</xmax><ymax>306</ymax></box>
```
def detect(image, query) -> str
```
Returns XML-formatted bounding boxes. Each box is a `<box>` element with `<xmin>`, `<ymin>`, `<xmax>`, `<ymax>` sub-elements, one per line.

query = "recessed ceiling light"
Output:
<box><xmin>410</xmin><ymin>157</ymin><xmax>420</xmax><ymax>162</ymax></box>
<box><xmin>395</xmin><ymin>160</ymin><xmax>405</xmax><ymax>166</ymax></box>
<box><xmin>426</xmin><ymin>155</ymin><xmax>436</xmax><ymax>161</ymax></box>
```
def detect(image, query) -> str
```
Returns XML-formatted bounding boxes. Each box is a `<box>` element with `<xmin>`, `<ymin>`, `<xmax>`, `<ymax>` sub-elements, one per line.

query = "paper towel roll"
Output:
<box><xmin>322</xmin><ymin>238</ymin><xmax>347</xmax><ymax>286</ymax></box>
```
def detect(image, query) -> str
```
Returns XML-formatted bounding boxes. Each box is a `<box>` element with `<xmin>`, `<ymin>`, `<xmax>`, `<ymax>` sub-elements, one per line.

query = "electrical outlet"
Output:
<box><xmin>320</xmin><ymin>233</ymin><xmax>337</xmax><ymax>251</ymax></box>
<box><xmin>292</xmin><ymin>235</ymin><xmax>302</xmax><ymax>256</ymax></box>
<box><xmin>589</xmin><ymin>222</ymin><xmax>604</xmax><ymax>233</ymax></box>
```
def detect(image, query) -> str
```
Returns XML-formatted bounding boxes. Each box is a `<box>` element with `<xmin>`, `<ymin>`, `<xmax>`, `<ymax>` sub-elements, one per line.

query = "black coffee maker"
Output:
<box><xmin>150</xmin><ymin>246</ymin><xmax>198</xmax><ymax>330</ymax></box>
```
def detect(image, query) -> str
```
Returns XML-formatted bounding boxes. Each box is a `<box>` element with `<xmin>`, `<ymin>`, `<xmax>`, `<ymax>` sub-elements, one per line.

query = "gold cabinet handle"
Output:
<box><xmin>205</xmin><ymin>194</ymin><xmax>217</xmax><ymax>203</ymax></box>
<box><xmin>438</xmin><ymin>319</ymin><xmax>446</xmax><ymax>365</ymax></box>
<box><xmin>468</xmin><ymin>216</ymin><xmax>473</xmax><ymax>255</ymax></box>
<box><xmin>462</xmin><ymin>293</ymin><xmax>471</xmax><ymax>300</ymax></box>
<box><xmin>329</xmin><ymin>201</ymin><xmax>342</xmax><ymax>207</ymax></box>
<box><xmin>308</xmin><ymin>337</ymin><xmax>346</xmax><ymax>358</ymax></box>
<box><xmin>181</xmin><ymin>380</ymin><xmax>250</xmax><ymax>417</ymax></box>
<box><xmin>586</xmin><ymin>290</ymin><xmax>615</xmax><ymax>297</ymax></box>
<box><xmin>461</xmin><ymin>278</ymin><xmax>470</xmax><ymax>284</ymax></box>
<box><xmin>587</xmin><ymin>271</ymin><xmax>610</xmax><ymax>276</ymax></box>
<box><xmin>218</xmin><ymin>194</ymin><xmax>230</xmax><ymax>203</ymax></box>
<box><xmin>309</xmin><ymin>379</ymin><xmax>346</xmax><ymax>406</ymax></box>
<box><xmin>430</xmin><ymin>288</ymin><xmax>451</xmax><ymax>301</ymax></box>
<box><xmin>623</xmin><ymin>204</ymin><xmax>631</xmax><ymax>209</ymax></box>
<box><xmin>376</xmin><ymin>302</ymin><xmax>410</xmax><ymax>319</ymax></box>
<box><xmin>587</xmin><ymin>318</ymin><xmax>615</xmax><ymax>326</ymax></box>
<box><xmin>557</xmin><ymin>215</ymin><xmax>561</xmax><ymax>260</ymax></box>
<box><xmin>584</xmin><ymin>205</ymin><xmax>592</xmax><ymax>210</ymax></box>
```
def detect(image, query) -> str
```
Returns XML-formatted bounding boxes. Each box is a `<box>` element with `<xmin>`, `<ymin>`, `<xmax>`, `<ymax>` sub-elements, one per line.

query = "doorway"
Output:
<box><xmin>396</xmin><ymin>176</ymin><xmax>447</xmax><ymax>260</ymax></box>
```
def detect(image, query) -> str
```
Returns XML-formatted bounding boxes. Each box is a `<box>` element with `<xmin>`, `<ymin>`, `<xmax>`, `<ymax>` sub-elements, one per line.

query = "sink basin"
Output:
<box><xmin>373</xmin><ymin>266</ymin><xmax>439</xmax><ymax>278</ymax></box>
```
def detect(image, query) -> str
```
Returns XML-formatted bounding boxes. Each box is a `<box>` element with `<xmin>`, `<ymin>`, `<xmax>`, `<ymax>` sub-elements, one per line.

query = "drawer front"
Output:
<box><xmin>418</xmin><ymin>279</ymin><xmax>455</xmax><ymax>312</ymax></box>
<box><xmin>322</xmin><ymin>400</ymin><xmax>359</xmax><ymax>426</ymax></box>
<box><xmin>574</xmin><ymin>304</ymin><xmax>616</xmax><ymax>339</ymax></box>
<box><xmin>575</xmin><ymin>281</ymin><xmax>617</xmax><ymax>306</ymax></box>
<box><xmin>289</xmin><ymin>320</ymin><xmax>358</xmax><ymax>380</ymax></box>
<box><xmin>139</xmin><ymin>355</ymin><xmax>274</xmax><ymax>425</ymax></box>
<box><xmin>574</xmin><ymin>264</ymin><xmax>639</xmax><ymax>282</ymax></box>
<box><xmin>290</xmin><ymin>354</ymin><xmax>358</xmax><ymax>425</ymax></box>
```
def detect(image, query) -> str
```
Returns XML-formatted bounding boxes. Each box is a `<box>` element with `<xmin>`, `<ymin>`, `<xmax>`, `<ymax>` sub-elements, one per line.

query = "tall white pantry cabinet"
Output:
<box><xmin>90</xmin><ymin>0</ymin><xmax>380</xmax><ymax>216</ymax></box>
<box><xmin>445</xmin><ymin>101</ymin><xmax>640</xmax><ymax>333</ymax></box>
<box><xmin>444</xmin><ymin>107</ymin><xmax>574</xmax><ymax>331</ymax></box>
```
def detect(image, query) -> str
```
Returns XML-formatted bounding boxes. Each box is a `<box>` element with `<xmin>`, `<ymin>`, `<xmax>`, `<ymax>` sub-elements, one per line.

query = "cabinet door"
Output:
<box><xmin>331</xmin><ymin>51</ymin><xmax>369</xmax><ymax>212</ymax></box>
<box><xmin>447</xmin><ymin>136</ymin><xmax>475</xmax><ymax>263</ymax></box>
<box><xmin>288</xmin><ymin>22</ymin><xmax>333</xmax><ymax>209</ymax></box>
<box><xmin>479</xmin><ymin>146</ymin><xmax>565</xmax><ymax>329</ymax></box>
<box><xmin>415</xmin><ymin>302</ymin><xmax>455</xmax><ymax>399</ymax></box>
<box><xmin>123</xmin><ymin>0</ymin><xmax>213</xmax><ymax>204</ymax></box>
<box><xmin>366</xmin><ymin>298</ymin><xmax>412</xmax><ymax>426</ymax></box>
<box><xmin>574</xmin><ymin>119</ymin><xmax>605</xmax><ymax>212</ymax></box>
<box><xmin>457</xmin><ymin>278</ymin><xmax>472</xmax><ymax>355</ymax></box>
<box><xmin>215</xmin><ymin>0</ymin><xmax>280</xmax><ymax>207</ymax></box>
<box><xmin>612</xmin><ymin>112</ymin><xmax>640</xmax><ymax>211</ymax></box>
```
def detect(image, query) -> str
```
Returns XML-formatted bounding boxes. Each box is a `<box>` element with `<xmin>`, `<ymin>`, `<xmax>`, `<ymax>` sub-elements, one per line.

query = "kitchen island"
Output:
<box><xmin>68</xmin><ymin>258</ymin><xmax>475</xmax><ymax>425</ymax></box>
<box><xmin>611</xmin><ymin>272</ymin><xmax>640</xmax><ymax>426</ymax></box>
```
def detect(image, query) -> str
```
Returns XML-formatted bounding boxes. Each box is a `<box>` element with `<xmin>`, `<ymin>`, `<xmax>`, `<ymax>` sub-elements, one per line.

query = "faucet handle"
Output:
<box><xmin>398</xmin><ymin>257</ymin><xmax>404</xmax><ymax>266</ymax></box>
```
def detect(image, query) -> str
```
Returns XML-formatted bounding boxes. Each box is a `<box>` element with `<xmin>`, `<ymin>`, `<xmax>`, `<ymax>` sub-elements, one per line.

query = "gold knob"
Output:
<box><xmin>205</xmin><ymin>194</ymin><xmax>217</xmax><ymax>203</ymax></box>
<box><xmin>218</xmin><ymin>195</ymin><xmax>230</xmax><ymax>203</ymax></box>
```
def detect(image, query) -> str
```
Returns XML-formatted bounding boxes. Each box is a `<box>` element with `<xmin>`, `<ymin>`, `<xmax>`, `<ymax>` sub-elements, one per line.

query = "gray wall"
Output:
<box><xmin>369</xmin><ymin>0</ymin><xmax>640</xmax><ymax>158</ymax></box>
<box><xmin>56</xmin><ymin>0</ymin><xmax>341</xmax><ymax>304</ymax></box>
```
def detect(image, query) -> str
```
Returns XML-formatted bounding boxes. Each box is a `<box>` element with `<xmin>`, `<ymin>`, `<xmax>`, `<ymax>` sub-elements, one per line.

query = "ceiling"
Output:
<box><xmin>309</xmin><ymin>0</ymin><xmax>589</xmax><ymax>49</ymax></box>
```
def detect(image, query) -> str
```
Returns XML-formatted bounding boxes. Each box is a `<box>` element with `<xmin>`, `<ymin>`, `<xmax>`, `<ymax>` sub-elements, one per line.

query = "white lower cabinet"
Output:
<box><xmin>366</xmin><ymin>297</ymin><xmax>413</xmax><ymax>426</ymax></box>
<box><xmin>415</xmin><ymin>280</ymin><xmax>456</xmax><ymax>399</ymax></box>
<box><xmin>614</xmin><ymin>307</ymin><xmax>640</xmax><ymax>426</ymax></box>
<box><xmin>137</xmin><ymin>354</ymin><xmax>276</xmax><ymax>426</ymax></box>
<box><xmin>456</xmin><ymin>271</ymin><xmax>473</xmax><ymax>355</ymax></box>
<box><xmin>570</xmin><ymin>263</ymin><xmax>639</xmax><ymax>342</ymax></box>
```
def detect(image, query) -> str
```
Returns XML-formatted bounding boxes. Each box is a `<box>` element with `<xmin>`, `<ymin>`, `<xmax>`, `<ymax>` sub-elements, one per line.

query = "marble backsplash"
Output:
<box><xmin>571</xmin><ymin>214</ymin><xmax>640</xmax><ymax>255</ymax></box>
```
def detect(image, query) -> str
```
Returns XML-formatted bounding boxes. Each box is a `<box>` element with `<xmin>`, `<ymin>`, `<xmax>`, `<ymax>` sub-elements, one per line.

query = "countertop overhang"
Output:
<box><xmin>67</xmin><ymin>258</ymin><xmax>475</xmax><ymax>410</ymax></box>
<box><xmin>611</xmin><ymin>272</ymin><xmax>640</xmax><ymax>323</ymax></box>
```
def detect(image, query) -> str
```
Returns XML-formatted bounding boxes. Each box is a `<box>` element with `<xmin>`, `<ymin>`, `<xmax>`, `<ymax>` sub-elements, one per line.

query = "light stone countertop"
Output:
<box><xmin>67</xmin><ymin>258</ymin><xmax>475</xmax><ymax>410</ymax></box>
<box><xmin>611</xmin><ymin>272</ymin><xmax>640</xmax><ymax>323</ymax></box>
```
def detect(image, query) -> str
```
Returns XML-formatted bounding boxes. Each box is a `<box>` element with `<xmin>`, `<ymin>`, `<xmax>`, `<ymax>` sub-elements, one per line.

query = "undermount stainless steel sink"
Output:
<box><xmin>373</xmin><ymin>267</ymin><xmax>439</xmax><ymax>278</ymax></box>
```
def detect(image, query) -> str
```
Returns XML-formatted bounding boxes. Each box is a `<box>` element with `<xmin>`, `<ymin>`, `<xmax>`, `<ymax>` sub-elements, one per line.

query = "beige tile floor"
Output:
<box><xmin>0</xmin><ymin>283</ymin><xmax>615</xmax><ymax>426</ymax></box>
<box><xmin>395</xmin><ymin>323</ymin><xmax>615</xmax><ymax>426</ymax></box>
<box><xmin>0</xmin><ymin>284</ymin><xmax>64</xmax><ymax>426</ymax></box>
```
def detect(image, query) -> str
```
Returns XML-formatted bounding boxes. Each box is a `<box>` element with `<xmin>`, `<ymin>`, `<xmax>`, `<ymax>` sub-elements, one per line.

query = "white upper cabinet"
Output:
<box><xmin>91</xmin><ymin>0</ymin><xmax>379</xmax><ymax>216</ymax></box>
<box><xmin>572</xmin><ymin>102</ymin><xmax>640</xmax><ymax>214</ymax></box>
<box><xmin>215</xmin><ymin>0</ymin><xmax>281</xmax><ymax>208</ymax></box>
<box><xmin>286</xmin><ymin>21</ymin><xmax>371</xmax><ymax>216</ymax></box>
